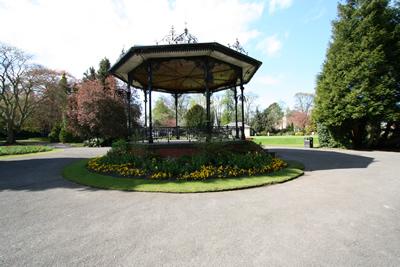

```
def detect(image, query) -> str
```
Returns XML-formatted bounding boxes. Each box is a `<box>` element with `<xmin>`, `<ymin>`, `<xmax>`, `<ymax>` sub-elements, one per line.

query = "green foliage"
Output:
<box><xmin>59</xmin><ymin>73</ymin><xmax>71</xmax><ymax>95</ymax></box>
<box><xmin>251</xmin><ymin>108</ymin><xmax>265</xmax><ymax>133</ymax></box>
<box><xmin>264</xmin><ymin>102</ymin><xmax>284</xmax><ymax>132</ymax></box>
<box><xmin>83</xmin><ymin>67</ymin><xmax>96</xmax><ymax>81</ymax></box>
<box><xmin>111</xmin><ymin>139</ymin><xmax>129</xmax><ymax>153</ymax></box>
<box><xmin>152</xmin><ymin>97</ymin><xmax>175</xmax><ymax>126</ymax></box>
<box><xmin>314</xmin><ymin>0</ymin><xmax>400</xmax><ymax>148</ymax></box>
<box><xmin>221</xmin><ymin>90</ymin><xmax>235</xmax><ymax>125</ymax></box>
<box><xmin>317</xmin><ymin>124</ymin><xmax>342</xmax><ymax>148</ymax></box>
<box><xmin>59</xmin><ymin>122</ymin><xmax>80</xmax><ymax>143</ymax></box>
<box><xmin>98</xmin><ymin>141</ymin><xmax>274</xmax><ymax>179</ymax></box>
<box><xmin>185</xmin><ymin>104</ymin><xmax>207</xmax><ymax>128</ymax></box>
<box><xmin>48</xmin><ymin>123</ymin><xmax>61</xmax><ymax>142</ymax></box>
<box><xmin>97</xmin><ymin>57</ymin><xmax>111</xmax><ymax>84</ymax></box>
<box><xmin>0</xmin><ymin>145</ymin><xmax>52</xmax><ymax>156</ymax></box>
<box><xmin>251</xmin><ymin>103</ymin><xmax>283</xmax><ymax>133</ymax></box>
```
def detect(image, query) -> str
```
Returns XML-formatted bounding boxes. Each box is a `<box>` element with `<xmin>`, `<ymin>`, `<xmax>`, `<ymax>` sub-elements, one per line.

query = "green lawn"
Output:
<box><xmin>252</xmin><ymin>135</ymin><xmax>319</xmax><ymax>147</ymax></box>
<box><xmin>63</xmin><ymin>159</ymin><xmax>304</xmax><ymax>193</ymax></box>
<box><xmin>0</xmin><ymin>145</ymin><xmax>53</xmax><ymax>156</ymax></box>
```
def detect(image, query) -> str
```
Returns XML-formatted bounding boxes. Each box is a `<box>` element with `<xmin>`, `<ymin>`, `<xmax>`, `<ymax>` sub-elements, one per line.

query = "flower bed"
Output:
<box><xmin>86</xmin><ymin>140</ymin><xmax>287</xmax><ymax>180</ymax></box>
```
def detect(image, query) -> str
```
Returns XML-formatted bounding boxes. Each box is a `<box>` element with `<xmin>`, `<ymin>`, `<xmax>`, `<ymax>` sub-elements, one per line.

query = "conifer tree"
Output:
<box><xmin>314</xmin><ymin>0</ymin><xmax>400</xmax><ymax>148</ymax></box>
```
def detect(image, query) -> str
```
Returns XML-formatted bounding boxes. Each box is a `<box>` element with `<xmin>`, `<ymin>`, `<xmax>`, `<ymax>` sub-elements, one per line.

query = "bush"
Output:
<box><xmin>48</xmin><ymin>123</ymin><xmax>61</xmax><ymax>142</ymax></box>
<box><xmin>111</xmin><ymin>139</ymin><xmax>129</xmax><ymax>153</ymax></box>
<box><xmin>317</xmin><ymin>123</ymin><xmax>346</xmax><ymax>148</ymax></box>
<box><xmin>59</xmin><ymin>124</ymin><xmax>81</xmax><ymax>143</ymax></box>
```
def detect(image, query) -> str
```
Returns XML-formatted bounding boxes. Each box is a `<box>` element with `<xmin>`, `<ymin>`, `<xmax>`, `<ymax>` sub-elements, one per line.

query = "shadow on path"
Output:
<box><xmin>0</xmin><ymin>158</ymin><xmax>97</xmax><ymax>192</ymax></box>
<box><xmin>0</xmin><ymin>148</ymin><xmax>375</xmax><ymax>192</ymax></box>
<box><xmin>270</xmin><ymin>148</ymin><xmax>374</xmax><ymax>171</ymax></box>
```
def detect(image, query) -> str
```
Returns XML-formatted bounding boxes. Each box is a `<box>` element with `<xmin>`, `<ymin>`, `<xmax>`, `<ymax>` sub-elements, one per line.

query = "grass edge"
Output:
<box><xmin>62</xmin><ymin>159</ymin><xmax>304</xmax><ymax>193</ymax></box>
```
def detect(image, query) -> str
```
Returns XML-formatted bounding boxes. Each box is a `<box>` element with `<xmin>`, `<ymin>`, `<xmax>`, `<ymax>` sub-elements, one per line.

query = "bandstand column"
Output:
<box><xmin>240</xmin><ymin>73</ymin><xmax>245</xmax><ymax>140</ymax></box>
<box><xmin>174</xmin><ymin>93</ymin><xmax>180</xmax><ymax>140</ymax></box>
<box><xmin>127</xmin><ymin>75</ymin><xmax>132</xmax><ymax>137</ymax></box>
<box><xmin>234</xmin><ymin>86</ymin><xmax>239</xmax><ymax>139</ymax></box>
<box><xmin>143</xmin><ymin>90</ymin><xmax>147</xmax><ymax>128</ymax></box>
<box><xmin>204</xmin><ymin>60</ymin><xmax>211</xmax><ymax>142</ymax></box>
<box><xmin>147</xmin><ymin>62</ymin><xmax>153</xmax><ymax>143</ymax></box>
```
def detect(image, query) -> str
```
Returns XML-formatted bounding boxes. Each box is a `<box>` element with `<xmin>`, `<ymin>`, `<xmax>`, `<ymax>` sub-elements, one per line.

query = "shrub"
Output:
<box><xmin>48</xmin><ymin>123</ymin><xmax>61</xmax><ymax>142</ymax></box>
<box><xmin>59</xmin><ymin>123</ymin><xmax>81</xmax><ymax>143</ymax></box>
<box><xmin>317</xmin><ymin>123</ymin><xmax>347</xmax><ymax>148</ymax></box>
<box><xmin>87</xmin><ymin>141</ymin><xmax>287</xmax><ymax>180</ymax></box>
<box><xmin>111</xmin><ymin>139</ymin><xmax>129</xmax><ymax>153</ymax></box>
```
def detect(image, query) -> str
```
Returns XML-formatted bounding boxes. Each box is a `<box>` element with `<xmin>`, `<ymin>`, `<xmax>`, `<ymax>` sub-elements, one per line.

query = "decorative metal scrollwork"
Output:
<box><xmin>228</xmin><ymin>39</ymin><xmax>248</xmax><ymax>55</ymax></box>
<box><xmin>157</xmin><ymin>25</ymin><xmax>198</xmax><ymax>45</ymax></box>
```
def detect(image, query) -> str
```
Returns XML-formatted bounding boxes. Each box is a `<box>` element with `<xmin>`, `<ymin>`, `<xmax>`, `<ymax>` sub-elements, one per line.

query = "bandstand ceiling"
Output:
<box><xmin>109</xmin><ymin>42</ymin><xmax>262</xmax><ymax>93</ymax></box>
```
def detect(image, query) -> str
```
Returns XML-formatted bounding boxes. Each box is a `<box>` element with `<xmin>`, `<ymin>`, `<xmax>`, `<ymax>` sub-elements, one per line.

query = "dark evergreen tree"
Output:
<box><xmin>251</xmin><ymin>108</ymin><xmax>265</xmax><ymax>133</ymax></box>
<box><xmin>83</xmin><ymin>66</ymin><xmax>96</xmax><ymax>81</ymax></box>
<box><xmin>97</xmin><ymin>57</ymin><xmax>111</xmax><ymax>84</ymax></box>
<box><xmin>314</xmin><ymin>0</ymin><xmax>400</xmax><ymax>148</ymax></box>
<box><xmin>59</xmin><ymin>73</ymin><xmax>71</xmax><ymax>95</ymax></box>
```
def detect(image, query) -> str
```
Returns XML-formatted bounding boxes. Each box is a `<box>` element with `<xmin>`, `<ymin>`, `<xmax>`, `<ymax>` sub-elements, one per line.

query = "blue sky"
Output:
<box><xmin>0</xmin><ymin>0</ymin><xmax>340</xmax><ymax>109</ymax></box>
<box><xmin>246</xmin><ymin>0</ymin><xmax>339</xmax><ymax>109</ymax></box>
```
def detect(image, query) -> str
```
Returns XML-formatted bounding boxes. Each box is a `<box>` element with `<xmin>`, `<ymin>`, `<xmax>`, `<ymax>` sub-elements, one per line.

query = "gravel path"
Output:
<box><xmin>0</xmin><ymin>147</ymin><xmax>399</xmax><ymax>266</ymax></box>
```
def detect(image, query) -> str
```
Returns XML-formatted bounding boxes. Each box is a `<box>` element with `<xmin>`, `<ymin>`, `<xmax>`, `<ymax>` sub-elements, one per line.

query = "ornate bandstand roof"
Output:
<box><xmin>109</xmin><ymin>42</ymin><xmax>262</xmax><ymax>94</ymax></box>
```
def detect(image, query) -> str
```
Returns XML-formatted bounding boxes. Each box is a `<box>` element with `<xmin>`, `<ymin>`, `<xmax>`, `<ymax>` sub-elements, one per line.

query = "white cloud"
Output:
<box><xmin>269</xmin><ymin>0</ymin><xmax>293</xmax><ymax>14</ymax></box>
<box><xmin>0</xmin><ymin>0</ymin><xmax>264</xmax><ymax>78</ymax></box>
<box><xmin>256</xmin><ymin>35</ymin><xmax>282</xmax><ymax>57</ymax></box>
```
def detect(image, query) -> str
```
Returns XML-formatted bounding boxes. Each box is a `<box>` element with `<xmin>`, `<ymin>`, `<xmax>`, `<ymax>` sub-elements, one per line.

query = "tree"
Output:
<box><xmin>251</xmin><ymin>107</ymin><xmax>265</xmax><ymax>133</ymax></box>
<box><xmin>152</xmin><ymin>97</ymin><xmax>174</xmax><ymax>126</ymax></box>
<box><xmin>288</xmin><ymin>111</ymin><xmax>309</xmax><ymax>131</ymax></box>
<box><xmin>28</xmin><ymin>71</ymin><xmax>69</xmax><ymax>135</ymax></box>
<box><xmin>314</xmin><ymin>0</ymin><xmax>400</xmax><ymax>148</ymax></box>
<box><xmin>211</xmin><ymin>93</ymin><xmax>223</xmax><ymax>126</ymax></box>
<box><xmin>289</xmin><ymin>92</ymin><xmax>315</xmax><ymax>131</ymax></box>
<box><xmin>221</xmin><ymin>90</ymin><xmax>235</xmax><ymax>125</ymax></box>
<box><xmin>263</xmin><ymin>102</ymin><xmax>284</xmax><ymax>132</ymax></box>
<box><xmin>59</xmin><ymin>73</ymin><xmax>72</xmax><ymax>95</ymax></box>
<box><xmin>185</xmin><ymin>104</ymin><xmax>207</xmax><ymax>128</ymax></box>
<box><xmin>244</xmin><ymin>92</ymin><xmax>257</xmax><ymax>125</ymax></box>
<box><xmin>0</xmin><ymin>43</ymin><xmax>52</xmax><ymax>143</ymax></box>
<box><xmin>97</xmin><ymin>57</ymin><xmax>111</xmax><ymax>85</ymax></box>
<box><xmin>66</xmin><ymin>77</ymin><xmax>127</xmax><ymax>140</ymax></box>
<box><xmin>294</xmin><ymin>93</ymin><xmax>314</xmax><ymax>115</ymax></box>
<box><xmin>83</xmin><ymin>66</ymin><xmax>96</xmax><ymax>81</ymax></box>
<box><xmin>176</xmin><ymin>94</ymin><xmax>190</xmax><ymax>126</ymax></box>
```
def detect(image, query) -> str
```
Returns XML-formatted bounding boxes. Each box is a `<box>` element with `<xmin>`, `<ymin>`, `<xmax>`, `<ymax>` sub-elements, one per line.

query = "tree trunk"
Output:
<box><xmin>6</xmin><ymin>126</ymin><xmax>15</xmax><ymax>144</ymax></box>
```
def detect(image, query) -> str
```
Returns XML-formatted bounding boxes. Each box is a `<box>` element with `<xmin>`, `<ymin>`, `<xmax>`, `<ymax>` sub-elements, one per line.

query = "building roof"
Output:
<box><xmin>109</xmin><ymin>42</ymin><xmax>262</xmax><ymax>94</ymax></box>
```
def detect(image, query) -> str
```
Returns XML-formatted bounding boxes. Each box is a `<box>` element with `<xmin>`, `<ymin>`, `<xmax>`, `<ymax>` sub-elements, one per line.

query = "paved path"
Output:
<box><xmin>0</xmin><ymin>147</ymin><xmax>399</xmax><ymax>266</ymax></box>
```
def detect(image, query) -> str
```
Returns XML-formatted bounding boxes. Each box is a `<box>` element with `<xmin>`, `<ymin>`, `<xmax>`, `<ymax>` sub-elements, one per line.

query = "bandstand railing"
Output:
<box><xmin>131</xmin><ymin>126</ymin><xmax>244</xmax><ymax>143</ymax></box>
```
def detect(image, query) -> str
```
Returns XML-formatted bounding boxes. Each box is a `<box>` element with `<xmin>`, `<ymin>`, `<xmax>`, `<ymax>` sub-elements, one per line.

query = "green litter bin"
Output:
<box><xmin>304</xmin><ymin>137</ymin><xmax>313</xmax><ymax>148</ymax></box>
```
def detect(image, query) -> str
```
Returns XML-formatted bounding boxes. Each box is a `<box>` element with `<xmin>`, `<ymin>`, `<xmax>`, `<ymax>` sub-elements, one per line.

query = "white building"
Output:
<box><xmin>225</xmin><ymin>122</ymin><xmax>252</xmax><ymax>137</ymax></box>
